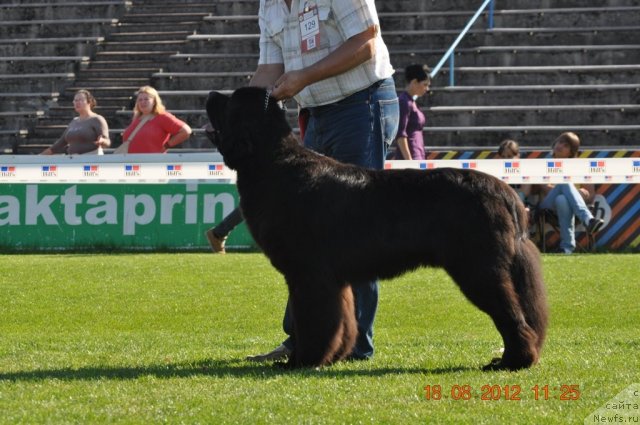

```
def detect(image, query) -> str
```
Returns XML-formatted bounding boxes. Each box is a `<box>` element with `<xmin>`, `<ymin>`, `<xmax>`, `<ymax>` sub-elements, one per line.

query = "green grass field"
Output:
<box><xmin>0</xmin><ymin>253</ymin><xmax>638</xmax><ymax>424</ymax></box>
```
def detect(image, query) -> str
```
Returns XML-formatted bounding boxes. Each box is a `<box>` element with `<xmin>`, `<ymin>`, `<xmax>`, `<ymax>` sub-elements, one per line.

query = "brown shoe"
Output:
<box><xmin>205</xmin><ymin>228</ymin><xmax>227</xmax><ymax>254</ymax></box>
<box><xmin>246</xmin><ymin>344</ymin><xmax>291</xmax><ymax>362</ymax></box>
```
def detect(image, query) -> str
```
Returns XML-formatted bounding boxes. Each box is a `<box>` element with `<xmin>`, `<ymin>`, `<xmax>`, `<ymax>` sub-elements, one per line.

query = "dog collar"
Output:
<box><xmin>264</xmin><ymin>89</ymin><xmax>271</xmax><ymax>112</ymax></box>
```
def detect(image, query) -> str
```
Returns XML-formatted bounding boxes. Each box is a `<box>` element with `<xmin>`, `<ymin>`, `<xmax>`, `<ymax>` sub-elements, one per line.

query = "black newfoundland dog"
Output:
<box><xmin>206</xmin><ymin>87</ymin><xmax>548</xmax><ymax>371</ymax></box>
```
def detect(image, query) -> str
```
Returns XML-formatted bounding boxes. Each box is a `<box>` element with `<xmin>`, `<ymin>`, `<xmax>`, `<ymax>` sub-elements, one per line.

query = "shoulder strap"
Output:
<box><xmin>125</xmin><ymin>115</ymin><xmax>153</xmax><ymax>143</ymax></box>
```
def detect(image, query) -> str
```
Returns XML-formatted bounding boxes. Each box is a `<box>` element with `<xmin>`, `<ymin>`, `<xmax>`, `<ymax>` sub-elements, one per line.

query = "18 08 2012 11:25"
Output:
<box><xmin>424</xmin><ymin>384</ymin><xmax>581</xmax><ymax>401</ymax></box>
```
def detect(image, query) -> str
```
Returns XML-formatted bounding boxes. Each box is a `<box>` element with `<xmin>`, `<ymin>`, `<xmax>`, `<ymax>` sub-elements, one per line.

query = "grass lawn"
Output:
<box><xmin>0</xmin><ymin>253</ymin><xmax>638</xmax><ymax>424</ymax></box>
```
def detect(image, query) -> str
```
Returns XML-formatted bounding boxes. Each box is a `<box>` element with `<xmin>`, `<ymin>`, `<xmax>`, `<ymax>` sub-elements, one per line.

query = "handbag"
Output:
<box><xmin>115</xmin><ymin>115</ymin><xmax>152</xmax><ymax>154</ymax></box>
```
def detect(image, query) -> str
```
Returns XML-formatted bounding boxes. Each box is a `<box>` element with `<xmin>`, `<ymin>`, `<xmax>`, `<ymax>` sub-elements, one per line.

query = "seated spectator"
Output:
<box><xmin>391</xmin><ymin>64</ymin><xmax>430</xmax><ymax>160</ymax></box>
<box><xmin>496</xmin><ymin>138</ymin><xmax>520</xmax><ymax>159</ymax></box>
<box><xmin>117</xmin><ymin>86</ymin><xmax>191</xmax><ymax>154</ymax></box>
<box><xmin>496</xmin><ymin>138</ymin><xmax>532</xmax><ymax>204</ymax></box>
<box><xmin>41</xmin><ymin>90</ymin><xmax>110</xmax><ymax>155</ymax></box>
<box><xmin>538</xmin><ymin>132</ymin><xmax>604</xmax><ymax>254</ymax></box>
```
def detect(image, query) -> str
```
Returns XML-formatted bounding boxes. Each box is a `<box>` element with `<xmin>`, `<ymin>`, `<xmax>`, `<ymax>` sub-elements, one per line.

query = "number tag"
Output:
<box><xmin>299</xmin><ymin>5</ymin><xmax>320</xmax><ymax>53</ymax></box>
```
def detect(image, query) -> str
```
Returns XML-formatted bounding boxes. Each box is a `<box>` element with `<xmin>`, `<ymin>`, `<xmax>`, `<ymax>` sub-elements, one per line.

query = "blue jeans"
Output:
<box><xmin>282</xmin><ymin>78</ymin><xmax>400</xmax><ymax>358</ymax></box>
<box><xmin>539</xmin><ymin>184</ymin><xmax>594</xmax><ymax>253</ymax></box>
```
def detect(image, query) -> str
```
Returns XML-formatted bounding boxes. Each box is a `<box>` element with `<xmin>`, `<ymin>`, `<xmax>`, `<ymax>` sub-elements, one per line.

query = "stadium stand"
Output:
<box><xmin>1</xmin><ymin>0</ymin><xmax>639</xmax><ymax>153</ymax></box>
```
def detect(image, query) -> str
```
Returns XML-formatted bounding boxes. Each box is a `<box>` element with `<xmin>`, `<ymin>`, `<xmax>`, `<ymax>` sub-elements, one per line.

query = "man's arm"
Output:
<box><xmin>270</xmin><ymin>25</ymin><xmax>378</xmax><ymax>100</ymax></box>
<box><xmin>250</xmin><ymin>63</ymin><xmax>285</xmax><ymax>88</ymax></box>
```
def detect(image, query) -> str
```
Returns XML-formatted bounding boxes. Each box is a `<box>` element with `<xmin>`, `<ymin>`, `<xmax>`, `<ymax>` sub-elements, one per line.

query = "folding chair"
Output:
<box><xmin>536</xmin><ymin>206</ymin><xmax>596</xmax><ymax>253</ymax></box>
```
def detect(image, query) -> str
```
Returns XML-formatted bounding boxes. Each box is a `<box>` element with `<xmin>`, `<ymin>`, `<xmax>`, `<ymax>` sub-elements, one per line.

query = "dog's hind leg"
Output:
<box><xmin>448</xmin><ymin>265</ymin><xmax>540</xmax><ymax>371</ymax></box>
<box><xmin>286</xmin><ymin>276</ymin><xmax>357</xmax><ymax>368</ymax></box>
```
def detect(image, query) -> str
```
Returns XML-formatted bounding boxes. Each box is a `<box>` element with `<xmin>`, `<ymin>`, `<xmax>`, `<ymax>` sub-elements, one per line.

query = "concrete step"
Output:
<box><xmin>427</xmin><ymin>84</ymin><xmax>640</xmax><ymax>106</ymax></box>
<box><xmin>211</xmin><ymin>0</ymin><xmax>260</xmax><ymax>16</ymax></box>
<box><xmin>168</xmin><ymin>53</ymin><xmax>259</xmax><ymax>73</ymax></box>
<box><xmin>71</xmin><ymin>77</ymin><xmax>150</xmax><ymax>88</ymax></box>
<box><xmin>0</xmin><ymin>56</ymin><xmax>90</xmax><ymax>74</ymax></box>
<box><xmin>63</xmin><ymin>86</ymin><xmax>141</xmax><ymax>97</ymax></box>
<box><xmin>97</xmin><ymin>40</ymin><xmax>187</xmax><ymax>52</ymax></box>
<box><xmin>435</xmin><ymin>64</ymin><xmax>640</xmax><ymax>86</ymax></box>
<box><xmin>114</xmin><ymin>22</ymin><xmax>201</xmax><ymax>33</ymax></box>
<box><xmin>421</xmin><ymin>126</ymin><xmax>640</xmax><ymax>148</ymax></box>
<box><xmin>119</xmin><ymin>12</ymin><xmax>210</xmax><ymax>24</ymax></box>
<box><xmin>125</xmin><ymin>3</ymin><xmax>213</xmax><ymax>14</ymax></box>
<box><xmin>383</xmin><ymin>26</ymin><xmax>640</xmax><ymax>49</ymax></box>
<box><xmin>0</xmin><ymin>92</ymin><xmax>60</xmax><ymax>110</ymax></box>
<box><xmin>391</xmin><ymin>45</ymin><xmax>640</xmax><ymax>68</ymax></box>
<box><xmin>89</xmin><ymin>60</ymin><xmax>159</xmax><ymax>69</ymax></box>
<box><xmin>184</xmin><ymin>34</ymin><xmax>259</xmax><ymax>54</ymax></box>
<box><xmin>377</xmin><ymin>7</ymin><xmax>640</xmax><ymax>31</ymax></box>
<box><xmin>0</xmin><ymin>73</ymin><xmax>76</xmax><ymax>92</ymax></box>
<box><xmin>427</xmin><ymin>104</ymin><xmax>640</xmax><ymax>127</ymax></box>
<box><xmin>108</xmin><ymin>31</ymin><xmax>191</xmax><ymax>43</ymax></box>
<box><xmin>200</xmin><ymin>15</ymin><xmax>259</xmax><ymax>34</ymax></box>
<box><xmin>0</xmin><ymin>3</ymin><xmax>129</xmax><ymax>21</ymax></box>
<box><xmin>151</xmin><ymin>71</ymin><xmax>253</xmax><ymax>91</ymax></box>
<box><xmin>81</xmin><ymin>68</ymin><xmax>159</xmax><ymax>78</ymax></box>
<box><xmin>94</xmin><ymin>50</ymin><xmax>176</xmax><ymax>62</ymax></box>
<box><xmin>374</xmin><ymin>0</ymin><xmax>640</xmax><ymax>13</ymax></box>
<box><xmin>45</xmin><ymin>105</ymin><xmax>125</xmax><ymax>118</ymax></box>
<box><xmin>0</xmin><ymin>18</ymin><xmax>119</xmax><ymax>38</ymax></box>
<box><xmin>0</xmin><ymin>39</ymin><xmax>101</xmax><ymax>57</ymax></box>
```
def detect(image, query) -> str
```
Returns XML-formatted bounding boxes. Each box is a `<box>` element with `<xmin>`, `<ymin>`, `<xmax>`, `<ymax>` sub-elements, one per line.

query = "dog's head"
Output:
<box><xmin>206</xmin><ymin>87</ymin><xmax>291</xmax><ymax>169</ymax></box>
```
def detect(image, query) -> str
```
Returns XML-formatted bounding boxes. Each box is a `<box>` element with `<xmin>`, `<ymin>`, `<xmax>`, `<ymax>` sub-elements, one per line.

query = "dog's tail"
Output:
<box><xmin>502</xmin><ymin>187</ymin><xmax>548</xmax><ymax>358</ymax></box>
<box><xmin>511</xmin><ymin>235</ymin><xmax>548</xmax><ymax>358</ymax></box>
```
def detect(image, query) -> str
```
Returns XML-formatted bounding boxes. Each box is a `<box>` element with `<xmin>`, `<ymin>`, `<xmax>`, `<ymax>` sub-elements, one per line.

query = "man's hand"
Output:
<box><xmin>271</xmin><ymin>70</ymin><xmax>308</xmax><ymax>100</ymax></box>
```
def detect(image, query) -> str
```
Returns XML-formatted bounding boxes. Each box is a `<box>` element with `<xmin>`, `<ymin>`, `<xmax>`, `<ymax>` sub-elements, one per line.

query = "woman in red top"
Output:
<box><xmin>121</xmin><ymin>86</ymin><xmax>192</xmax><ymax>153</ymax></box>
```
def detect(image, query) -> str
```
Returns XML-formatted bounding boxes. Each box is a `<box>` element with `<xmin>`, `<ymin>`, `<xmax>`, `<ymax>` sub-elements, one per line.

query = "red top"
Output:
<box><xmin>122</xmin><ymin>112</ymin><xmax>186</xmax><ymax>153</ymax></box>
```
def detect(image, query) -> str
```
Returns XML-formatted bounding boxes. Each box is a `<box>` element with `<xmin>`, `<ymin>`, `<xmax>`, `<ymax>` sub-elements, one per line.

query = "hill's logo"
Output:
<box><xmin>166</xmin><ymin>164</ymin><xmax>182</xmax><ymax>177</ymax></box>
<box><xmin>0</xmin><ymin>166</ymin><xmax>16</xmax><ymax>178</ymax></box>
<box><xmin>633</xmin><ymin>160</ymin><xmax>640</xmax><ymax>174</ymax></box>
<box><xmin>504</xmin><ymin>161</ymin><xmax>520</xmax><ymax>174</ymax></box>
<box><xmin>461</xmin><ymin>161</ymin><xmax>477</xmax><ymax>169</ymax></box>
<box><xmin>83</xmin><ymin>165</ymin><xmax>99</xmax><ymax>177</ymax></box>
<box><xmin>589</xmin><ymin>160</ymin><xmax>606</xmax><ymax>174</ymax></box>
<box><xmin>41</xmin><ymin>165</ymin><xmax>58</xmax><ymax>177</ymax></box>
<box><xmin>208</xmin><ymin>164</ymin><xmax>224</xmax><ymax>176</ymax></box>
<box><xmin>419</xmin><ymin>162</ymin><xmax>436</xmax><ymax>170</ymax></box>
<box><xmin>547</xmin><ymin>161</ymin><xmax>563</xmax><ymax>174</ymax></box>
<box><xmin>124</xmin><ymin>164</ymin><xmax>141</xmax><ymax>177</ymax></box>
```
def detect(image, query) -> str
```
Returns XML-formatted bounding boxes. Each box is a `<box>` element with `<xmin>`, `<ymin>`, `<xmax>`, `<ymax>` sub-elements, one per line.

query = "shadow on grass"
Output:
<box><xmin>0</xmin><ymin>358</ymin><xmax>477</xmax><ymax>382</ymax></box>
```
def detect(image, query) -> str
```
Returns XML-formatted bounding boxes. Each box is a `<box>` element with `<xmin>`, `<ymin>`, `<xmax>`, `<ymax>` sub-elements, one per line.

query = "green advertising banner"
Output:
<box><xmin>0</xmin><ymin>183</ymin><xmax>254</xmax><ymax>251</ymax></box>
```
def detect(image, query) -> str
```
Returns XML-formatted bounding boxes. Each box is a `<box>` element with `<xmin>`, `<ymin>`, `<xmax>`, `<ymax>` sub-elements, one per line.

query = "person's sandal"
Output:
<box><xmin>205</xmin><ymin>229</ymin><xmax>227</xmax><ymax>254</ymax></box>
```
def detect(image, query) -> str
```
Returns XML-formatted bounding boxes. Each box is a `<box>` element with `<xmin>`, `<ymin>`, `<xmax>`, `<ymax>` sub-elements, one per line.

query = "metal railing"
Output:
<box><xmin>430</xmin><ymin>0</ymin><xmax>495</xmax><ymax>86</ymax></box>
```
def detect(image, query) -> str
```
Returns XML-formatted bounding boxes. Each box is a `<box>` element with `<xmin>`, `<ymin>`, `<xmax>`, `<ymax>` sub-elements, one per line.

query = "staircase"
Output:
<box><xmin>4</xmin><ymin>0</ymin><xmax>639</xmax><ymax>153</ymax></box>
<box><xmin>20</xmin><ymin>1</ymin><xmax>216</xmax><ymax>152</ymax></box>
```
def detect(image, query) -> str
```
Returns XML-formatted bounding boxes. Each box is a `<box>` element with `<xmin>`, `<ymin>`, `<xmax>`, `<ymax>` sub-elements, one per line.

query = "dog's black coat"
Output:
<box><xmin>207</xmin><ymin>87</ymin><xmax>548</xmax><ymax>370</ymax></box>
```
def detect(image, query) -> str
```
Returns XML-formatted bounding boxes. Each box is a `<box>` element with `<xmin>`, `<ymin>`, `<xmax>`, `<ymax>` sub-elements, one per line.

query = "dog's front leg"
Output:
<box><xmin>285</xmin><ymin>276</ymin><xmax>355</xmax><ymax>368</ymax></box>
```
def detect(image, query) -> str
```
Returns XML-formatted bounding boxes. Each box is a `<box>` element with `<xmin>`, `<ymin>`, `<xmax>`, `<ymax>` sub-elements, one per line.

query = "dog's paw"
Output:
<box><xmin>482</xmin><ymin>357</ymin><xmax>506</xmax><ymax>371</ymax></box>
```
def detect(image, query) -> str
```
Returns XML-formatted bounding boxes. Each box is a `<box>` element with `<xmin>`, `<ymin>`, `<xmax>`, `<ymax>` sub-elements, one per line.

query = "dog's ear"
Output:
<box><xmin>206</xmin><ymin>91</ymin><xmax>229</xmax><ymax>134</ymax></box>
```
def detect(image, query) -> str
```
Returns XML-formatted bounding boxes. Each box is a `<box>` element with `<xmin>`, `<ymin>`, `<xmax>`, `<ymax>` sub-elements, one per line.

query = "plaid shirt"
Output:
<box><xmin>258</xmin><ymin>0</ymin><xmax>395</xmax><ymax>107</ymax></box>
